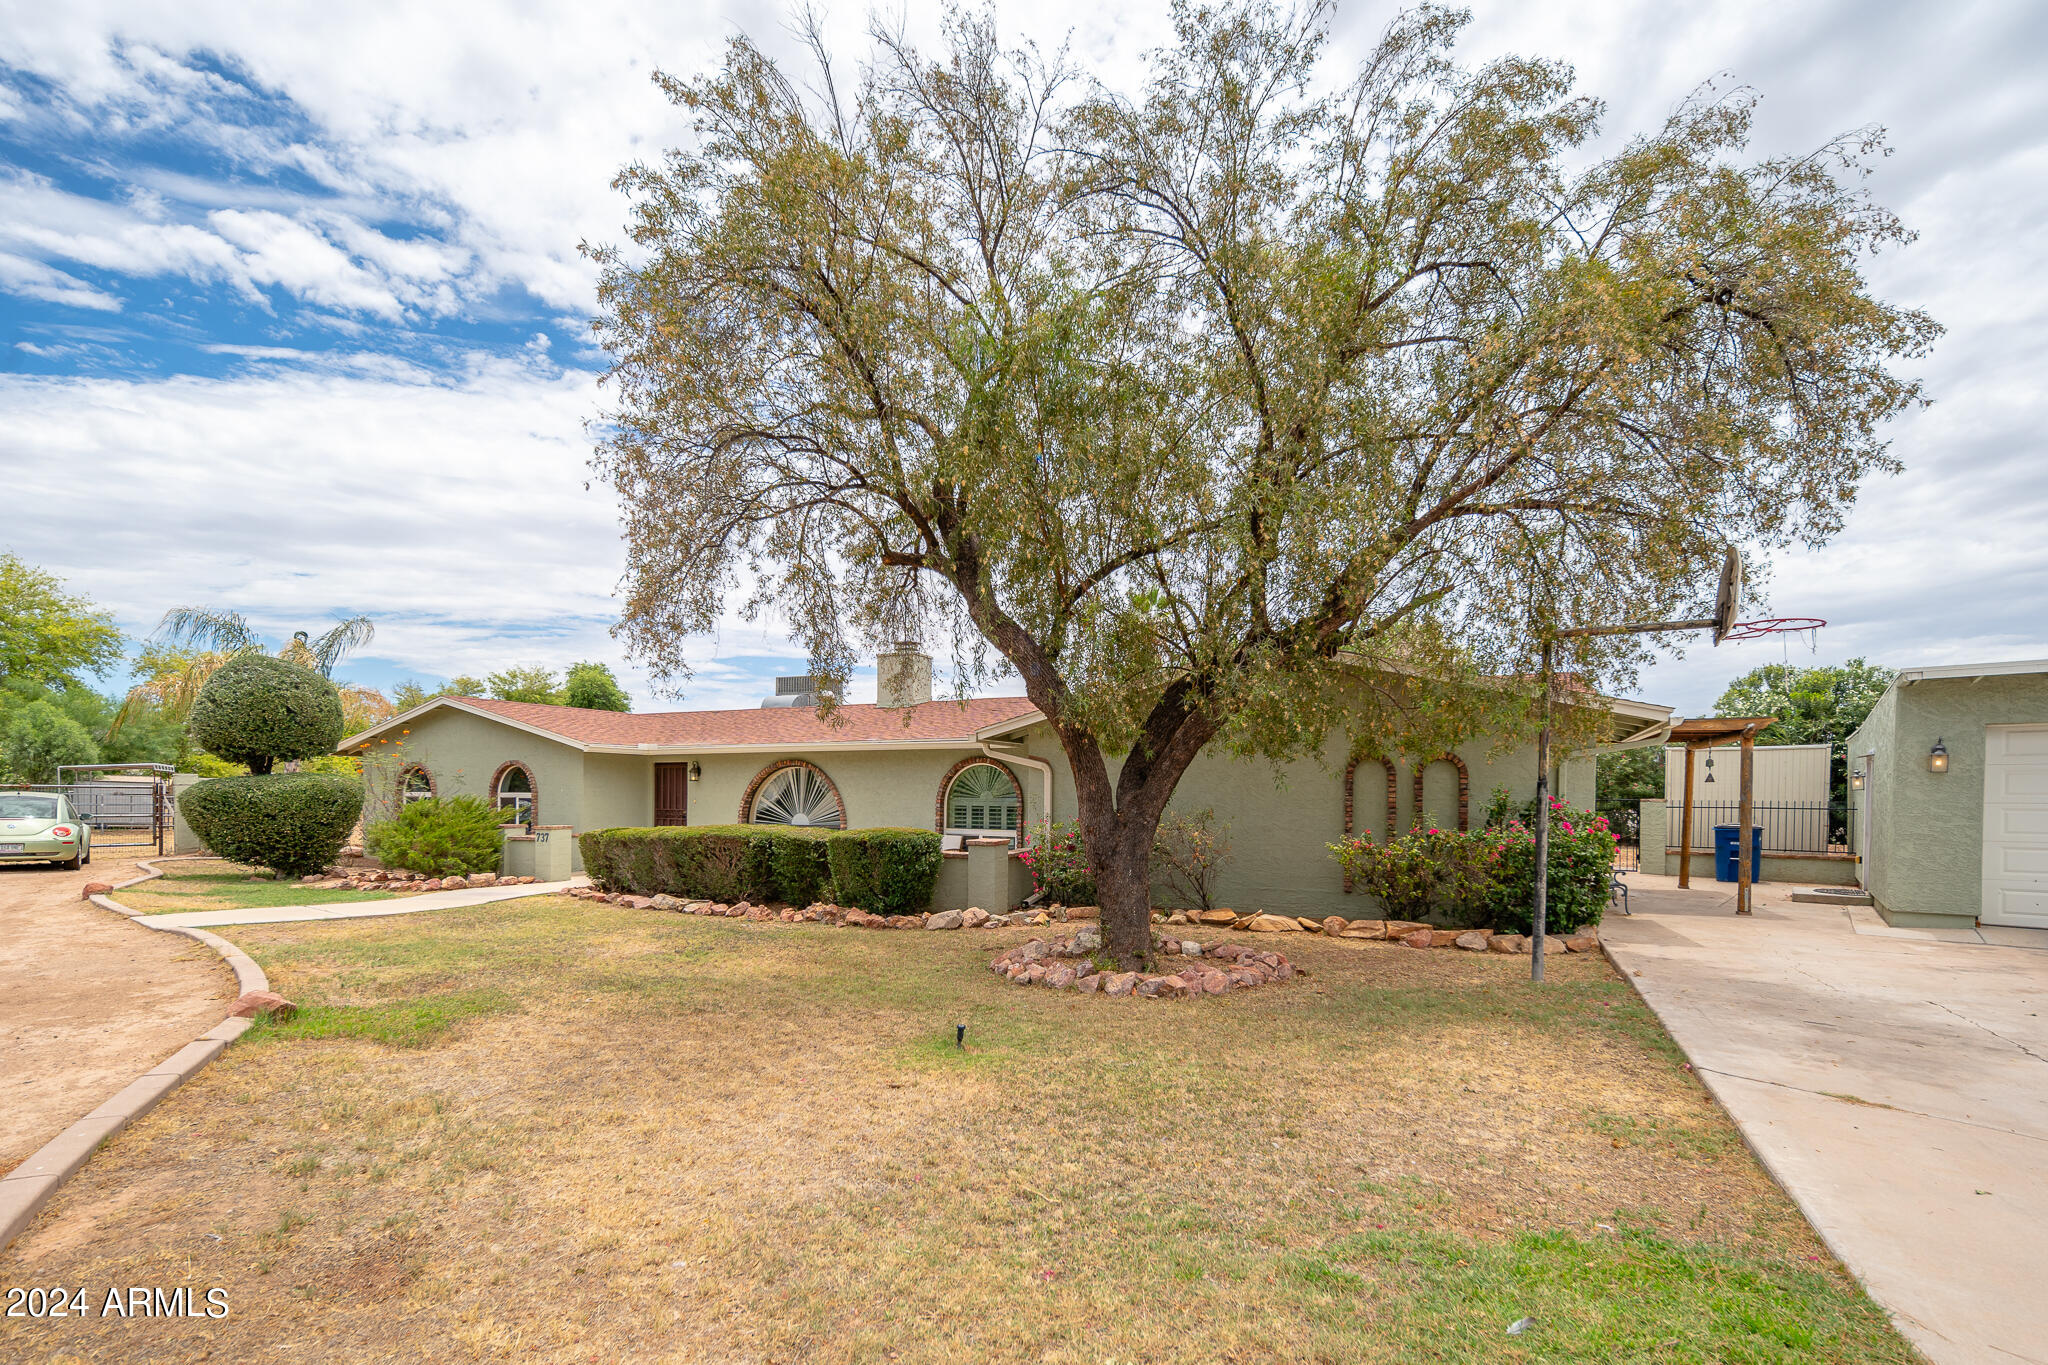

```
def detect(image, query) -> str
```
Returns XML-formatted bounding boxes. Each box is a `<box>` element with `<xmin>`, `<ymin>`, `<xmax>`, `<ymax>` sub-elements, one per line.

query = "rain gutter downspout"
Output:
<box><xmin>981</xmin><ymin>742</ymin><xmax>1055</xmax><ymax>841</ymax></box>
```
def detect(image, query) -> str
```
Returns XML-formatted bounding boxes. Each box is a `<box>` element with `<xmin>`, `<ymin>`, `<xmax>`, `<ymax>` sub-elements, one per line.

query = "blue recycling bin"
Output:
<box><xmin>1713</xmin><ymin>825</ymin><xmax>1762</xmax><ymax>883</ymax></box>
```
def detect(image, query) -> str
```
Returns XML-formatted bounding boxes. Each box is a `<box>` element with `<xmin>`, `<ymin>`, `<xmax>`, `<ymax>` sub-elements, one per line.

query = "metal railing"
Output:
<box><xmin>1594</xmin><ymin>803</ymin><xmax>1642</xmax><ymax>872</ymax></box>
<box><xmin>1665</xmin><ymin>800</ymin><xmax>1848</xmax><ymax>855</ymax></box>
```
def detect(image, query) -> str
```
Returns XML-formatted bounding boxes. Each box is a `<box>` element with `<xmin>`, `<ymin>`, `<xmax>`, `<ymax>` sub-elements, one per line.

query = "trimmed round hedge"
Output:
<box><xmin>189</xmin><ymin>653</ymin><xmax>345</xmax><ymax>774</ymax></box>
<box><xmin>180</xmin><ymin>773</ymin><xmax>364</xmax><ymax>877</ymax></box>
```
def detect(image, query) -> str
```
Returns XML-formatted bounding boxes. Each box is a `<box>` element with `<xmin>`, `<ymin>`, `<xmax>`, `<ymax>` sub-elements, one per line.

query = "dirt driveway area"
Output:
<box><xmin>0</xmin><ymin>854</ymin><xmax>233</xmax><ymax>1171</ymax></box>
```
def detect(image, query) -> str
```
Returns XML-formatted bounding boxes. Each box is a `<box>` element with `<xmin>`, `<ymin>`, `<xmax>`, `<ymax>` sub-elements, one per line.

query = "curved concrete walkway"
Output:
<box><xmin>1604</xmin><ymin>875</ymin><xmax>2048</xmax><ymax>1365</ymax></box>
<box><xmin>130</xmin><ymin>874</ymin><xmax>583</xmax><ymax>930</ymax></box>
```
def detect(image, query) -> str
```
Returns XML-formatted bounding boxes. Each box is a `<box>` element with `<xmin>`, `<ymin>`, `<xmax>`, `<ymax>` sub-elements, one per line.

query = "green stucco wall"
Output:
<box><xmin>1846</xmin><ymin>673</ymin><xmax>2048</xmax><ymax>927</ymax></box>
<box><xmin>357</xmin><ymin>707</ymin><xmax>600</xmax><ymax>868</ymax></box>
<box><xmin>361</xmin><ymin>699</ymin><xmax>1610</xmax><ymax>908</ymax></box>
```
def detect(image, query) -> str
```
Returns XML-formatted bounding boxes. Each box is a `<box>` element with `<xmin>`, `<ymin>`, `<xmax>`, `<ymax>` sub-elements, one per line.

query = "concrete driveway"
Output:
<box><xmin>1604</xmin><ymin>875</ymin><xmax>2048</xmax><ymax>1365</ymax></box>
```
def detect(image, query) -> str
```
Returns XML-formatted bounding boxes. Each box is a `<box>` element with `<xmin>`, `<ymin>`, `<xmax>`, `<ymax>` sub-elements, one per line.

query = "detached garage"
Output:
<box><xmin>1845</xmin><ymin>659</ymin><xmax>2048</xmax><ymax>929</ymax></box>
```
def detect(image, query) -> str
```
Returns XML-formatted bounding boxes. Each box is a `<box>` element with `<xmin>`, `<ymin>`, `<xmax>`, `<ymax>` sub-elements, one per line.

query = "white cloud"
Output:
<box><xmin>0</xmin><ymin>251</ymin><xmax>121</xmax><ymax>310</ymax></box>
<box><xmin>1</xmin><ymin>0</ymin><xmax>2043</xmax><ymax>718</ymax></box>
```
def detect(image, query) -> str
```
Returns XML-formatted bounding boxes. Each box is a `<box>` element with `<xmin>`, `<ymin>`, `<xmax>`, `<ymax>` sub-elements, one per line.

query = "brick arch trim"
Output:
<box><xmin>397</xmin><ymin>763</ymin><xmax>437</xmax><ymax>805</ymax></box>
<box><xmin>1340</xmin><ymin>754</ymin><xmax>1399</xmax><ymax>893</ymax></box>
<box><xmin>933</xmin><ymin>755</ymin><xmax>1025</xmax><ymax>833</ymax></box>
<box><xmin>738</xmin><ymin>758</ymin><xmax>848</xmax><ymax>829</ymax></box>
<box><xmin>1410</xmin><ymin>753</ymin><xmax>1471</xmax><ymax>832</ymax></box>
<box><xmin>487</xmin><ymin>760</ymin><xmax>539</xmax><ymax>824</ymax></box>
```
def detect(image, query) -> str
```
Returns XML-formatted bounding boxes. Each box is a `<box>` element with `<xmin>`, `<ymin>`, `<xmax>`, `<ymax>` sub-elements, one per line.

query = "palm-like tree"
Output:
<box><xmin>112</xmin><ymin>609</ymin><xmax>380</xmax><ymax>733</ymax></box>
<box><xmin>157</xmin><ymin>608</ymin><xmax>374</xmax><ymax>677</ymax></box>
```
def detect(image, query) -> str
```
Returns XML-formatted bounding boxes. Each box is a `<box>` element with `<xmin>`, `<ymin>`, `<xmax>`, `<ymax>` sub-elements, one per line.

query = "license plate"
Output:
<box><xmin>0</xmin><ymin>844</ymin><xmax>23</xmax><ymax>854</ymax></box>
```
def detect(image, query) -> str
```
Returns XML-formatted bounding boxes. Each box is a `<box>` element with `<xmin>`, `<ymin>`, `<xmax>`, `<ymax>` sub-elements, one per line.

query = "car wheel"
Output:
<box><xmin>63</xmin><ymin>851</ymin><xmax>83</xmax><ymax>870</ymax></box>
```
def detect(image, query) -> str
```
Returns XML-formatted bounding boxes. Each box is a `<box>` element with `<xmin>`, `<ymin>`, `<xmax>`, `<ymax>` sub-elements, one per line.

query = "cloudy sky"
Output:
<box><xmin>3</xmin><ymin>0</ymin><xmax>2043</xmax><ymax>716</ymax></box>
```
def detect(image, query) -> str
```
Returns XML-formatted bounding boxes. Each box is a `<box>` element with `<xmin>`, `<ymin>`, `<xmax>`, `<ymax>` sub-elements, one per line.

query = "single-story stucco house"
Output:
<box><xmin>338</xmin><ymin>644</ymin><xmax>1671</xmax><ymax>915</ymax></box>
<box><xmin>1845</xmin><ymin>657</ymin><xmax>2048</xmax><ymax>930</ymax></box>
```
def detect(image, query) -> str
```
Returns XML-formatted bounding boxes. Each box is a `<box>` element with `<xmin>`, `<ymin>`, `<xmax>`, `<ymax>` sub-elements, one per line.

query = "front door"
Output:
<box><xmin>1983</xmin><ymin>724</ymin><xmax>2048</xmax><ymax>928</ymax></box>
<box><xmin>654</xmin><ymin>763</ymin><xmax>690</xmax><ymax>827</ymax></box>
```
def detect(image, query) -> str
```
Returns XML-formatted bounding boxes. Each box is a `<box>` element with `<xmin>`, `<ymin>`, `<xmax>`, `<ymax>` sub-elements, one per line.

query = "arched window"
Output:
<box><xmin>400</xmin><ymin>767</ymin><xmax>435</xmax><ymax>804</ymax></box>
<box><xmin>494</xmin><ymin>763</ymin><xmax>535</xmax><ymax>823</ymax></box>
<box><xmin>745</xmin><ymin>761</ymin><xmax>844</xmax><ymax>828</ymax></box>
<box><xmin>944</xmin><ymin>761</ymin><xmax>1022</xmax><ymax>837</ymax></box>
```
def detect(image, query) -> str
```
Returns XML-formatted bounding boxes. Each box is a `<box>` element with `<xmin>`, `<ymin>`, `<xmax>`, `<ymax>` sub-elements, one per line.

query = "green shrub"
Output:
<box><xmin>365</xmin><ymin>796</ymin><xmax>509</xmax><ymax>876</ymax></box>
<box><xmin>576</xmin><ymin>825</ymin><xmax>778</xmax><ymax>902</ymax></box>
<box><xmin>1326</xmin><ymin>802</ymin><xmax>1617</xmax><ymax>934</ymax></box>
<box><xmin>1018</xmin><ymin>819</ymin><xmax>1094</xmax><ymax>905</ymax></box>
<box><xmin>1483</xmin><ymin>803</ymin><xmax>1619</xmax><ymax>936</ymax></box>
<box><xmin>1328</xmin><ymin>827</ymin><xmax>1498</xmax><ymax>924</ymax></box>
<box><xmin>824</xmin><ymin>827</ymin><xmax>942</xmax><ymax>915</ymax></box>
<box><xmin>770</xmin><ymin>828</ymin><xmax>833</xmax><ymax>905</ymax></box>
<box><xmin>579</xmin><ymin>825</ymin><xmax>940</xmax><ymax>910</ymax></box>
<box><xmin>189</xmin><ymin>654</ymin><xmax>345</xmax><ymax>774</ymax></box>
<box><xmin>180</xmin><ymin>773</ymin><xmax>364</xmax><ymax>877</ymax></box>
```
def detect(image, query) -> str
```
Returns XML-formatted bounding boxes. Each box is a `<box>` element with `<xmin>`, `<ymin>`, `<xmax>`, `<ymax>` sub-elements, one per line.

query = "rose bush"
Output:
<box><xmin>1328</xmin><ymin>801</ymin><xmax>1617</xmax><ymax>934</ymax></box>
<box><xmin>1017</xmin><ymin>819</ymin><xmax>1095</xmax><ymax>906</ymax></box>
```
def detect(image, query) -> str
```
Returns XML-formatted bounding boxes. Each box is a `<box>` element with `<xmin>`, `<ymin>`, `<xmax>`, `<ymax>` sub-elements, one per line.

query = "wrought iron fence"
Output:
<box><xmin>1665</xmin><ymin>800</ymin><xmax>1848</xmax><ymax>855</ymax></box>
<box><xmin>1593</xmin><ymin>803</ymin><xmax>1642</xmax><ymax>872</ymax></box>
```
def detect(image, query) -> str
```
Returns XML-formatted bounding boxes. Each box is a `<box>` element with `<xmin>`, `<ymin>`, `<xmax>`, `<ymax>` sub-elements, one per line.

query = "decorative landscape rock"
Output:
<box><xmin>925</xmin><ymin>909</ymin><xmax>964</xmax><ymax>930</ymax></box>
<box><xmin>987</xmin><ymin>930</ymin><xmax>1297</xmax><ymax>1001</ymax></box>
<box><xmin>1453</xmin><ymin>931</ymin><xmax>1490</xmax><ymax>951</ymax></box>
<box><xmin>229</xmin><ymin>990</ymin><xmax>296</xmax><ymax>1021</ymax></box>
<box><xmin>80</xmin><ymin>882</ymin><xmax>113</xmax><ymax>899</ymax></box>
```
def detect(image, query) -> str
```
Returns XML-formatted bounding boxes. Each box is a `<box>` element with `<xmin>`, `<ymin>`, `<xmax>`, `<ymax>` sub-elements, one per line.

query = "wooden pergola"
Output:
<box><xmin>1667</xmin><ymin>715</ymin><xmax>1778</xmax><ymax>915</ymax></box>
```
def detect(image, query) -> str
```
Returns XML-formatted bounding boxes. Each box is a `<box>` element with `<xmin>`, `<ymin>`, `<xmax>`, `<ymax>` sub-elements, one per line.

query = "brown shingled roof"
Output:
<box><xmin>350</xmin><ymin>694</ymin><xmax>1043</xmax><ymax>752</ymax></box>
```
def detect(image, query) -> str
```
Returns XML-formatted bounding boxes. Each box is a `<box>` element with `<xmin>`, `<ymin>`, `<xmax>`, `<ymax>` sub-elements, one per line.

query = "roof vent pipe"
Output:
<box><xmin>876</xmin><ymin>642</ymin><xmax>933</xmax><ymax>708</ymax></box>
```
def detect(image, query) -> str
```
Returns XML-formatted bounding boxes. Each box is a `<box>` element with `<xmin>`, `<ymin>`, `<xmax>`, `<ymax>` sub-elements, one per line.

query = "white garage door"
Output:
<box><xmin>1982</xmin><ymin>724</ymin><xmax>2048</xmax><ymax>928</ymax></box>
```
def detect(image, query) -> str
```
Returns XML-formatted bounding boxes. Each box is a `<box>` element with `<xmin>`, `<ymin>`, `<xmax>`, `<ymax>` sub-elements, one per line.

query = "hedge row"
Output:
<box><xmin>578</xmin><ymin>825</ymin><xmax>942</xmax><ymax>915</ymax></box>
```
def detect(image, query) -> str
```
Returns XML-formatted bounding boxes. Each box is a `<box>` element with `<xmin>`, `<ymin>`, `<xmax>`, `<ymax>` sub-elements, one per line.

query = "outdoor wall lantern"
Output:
<box><xmin>1929</xmin><ymin>739</ymin><xmax>1949</xmax><ymax>774</ymax></box>
<box><xmin>688</xmin><ymin>761</ymin><xmax>703</xmax><ymax>781</ymax></box>
<box><xmin>1850</xmin><ymin>769</ymin><xmax>1866</xmax><ymax>791</ymax></box>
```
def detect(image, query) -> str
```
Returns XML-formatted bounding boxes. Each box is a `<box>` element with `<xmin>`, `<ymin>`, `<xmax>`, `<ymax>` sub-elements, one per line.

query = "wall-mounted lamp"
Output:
<box><xmin>1850</xmin><ymin>769</ymin><xmax>1865</xmax><ymax>791</ymax></box>
<box><xmin>687</xmin><ymin>761</ymin><xmax>703</xmax><ymax>781</ymax></box>
<box><xmin>1928</xmin><ymin>739</ymin><xmax>1948</xmax><ymax>775</ymax></box>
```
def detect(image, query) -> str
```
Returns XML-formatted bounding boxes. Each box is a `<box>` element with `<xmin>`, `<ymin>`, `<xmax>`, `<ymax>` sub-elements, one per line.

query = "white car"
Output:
<box><xmin>0</xmin><ymin>791</ymin><xmax>93</xmax><ymax>869</ymax></box>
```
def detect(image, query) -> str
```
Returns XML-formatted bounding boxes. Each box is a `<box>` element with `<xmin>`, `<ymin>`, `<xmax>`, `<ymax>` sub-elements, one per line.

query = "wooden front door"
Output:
<box><xmin>654</xmin><ymin>763</ymin><xmax>690</xmax><ymax>827</ymax></box>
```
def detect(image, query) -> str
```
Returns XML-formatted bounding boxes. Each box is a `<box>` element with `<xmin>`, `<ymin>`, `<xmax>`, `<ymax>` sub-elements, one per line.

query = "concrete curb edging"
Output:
<box><xmin>1596</xmin><ymin>937</ymin><xmax>1914</xmax><ymax>1347</ymax></box>
<box><xmin>0</xmin><ymin>859</ymin><xmax>266</xmax><ymax>1255</ymax></box>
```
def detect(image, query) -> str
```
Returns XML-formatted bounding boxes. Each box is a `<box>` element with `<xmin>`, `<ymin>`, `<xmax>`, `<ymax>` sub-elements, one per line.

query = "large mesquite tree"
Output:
<box><xmin>588</xmin><ymin>3</ymin><xmax>1935</xmax><ymax>967</ymax></box>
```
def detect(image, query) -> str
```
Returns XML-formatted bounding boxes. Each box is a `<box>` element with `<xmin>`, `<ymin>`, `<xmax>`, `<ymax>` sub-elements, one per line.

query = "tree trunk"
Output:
<box><xmin>1089</xmin><ymin>813</ymin><xmax>1161</xmax><ymax>971</ymax></box>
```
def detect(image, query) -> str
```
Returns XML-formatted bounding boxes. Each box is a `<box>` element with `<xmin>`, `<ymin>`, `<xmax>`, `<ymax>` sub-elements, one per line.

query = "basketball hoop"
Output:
<box><xmin>1719</xmin><ymin>616</ymin><xmax>1827</xmax><ymax>642</ymax></box>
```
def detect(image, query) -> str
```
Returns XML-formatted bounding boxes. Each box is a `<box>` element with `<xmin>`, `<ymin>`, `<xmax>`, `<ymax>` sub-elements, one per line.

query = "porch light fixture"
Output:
<box><xmin>1850</xmin><ymin>769</ymin><xmax>1865</xmax><ymax>791</ymax></box>
<box><xmin>687</xmin><ymin>761</ymin><xmax>703</xmax><ymax>781</ymax></box>
<box><xmin>1929</xmin><ymin>739</ymin><xmax>1949</xmax><ymax>774</ymax></box>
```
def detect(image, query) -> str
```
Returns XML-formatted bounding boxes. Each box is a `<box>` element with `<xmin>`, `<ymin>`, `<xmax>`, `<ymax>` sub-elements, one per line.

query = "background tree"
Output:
<box><xmin>486</xmin><ymin>666</ymin><xmax>564</xmax><ymax>705</ymax></box>
<box><xmin>0</xmin><ymin>554</ymin><xmax>122</xmax><ymax>687</ymax></box>
<box><xmin>590</xmin><ymin>5</ymin><xmax>1935</xmax><ymax>966</ymax></box>
<box><xmin>563</xmin><ymin>661</ymin><xmax>631</xmax><ymax>711</ymax></box>
<box><xmin>1716</xmin><ymin>657</ymin><xmax>1895</xmax><ymax>803</ymax></box>
<box><xmin>1</xmin><ymin>699</ymin><xmax>99</xmax><ymax>782</ymax></box>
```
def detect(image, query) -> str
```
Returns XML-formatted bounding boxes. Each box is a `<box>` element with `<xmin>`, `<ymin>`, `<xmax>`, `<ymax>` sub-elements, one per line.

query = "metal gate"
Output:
<box><xmin>52</xmin><ymin>763</ymin><xmax>174</xmax><ymax>855</ymax></box>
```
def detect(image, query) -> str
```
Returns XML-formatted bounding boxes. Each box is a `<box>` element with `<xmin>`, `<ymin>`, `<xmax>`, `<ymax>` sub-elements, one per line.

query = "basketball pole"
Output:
<box><xmin>1531</xmin><ymin>637</ymin><xmax>1554</xmax><ymax>982</ymax></box>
